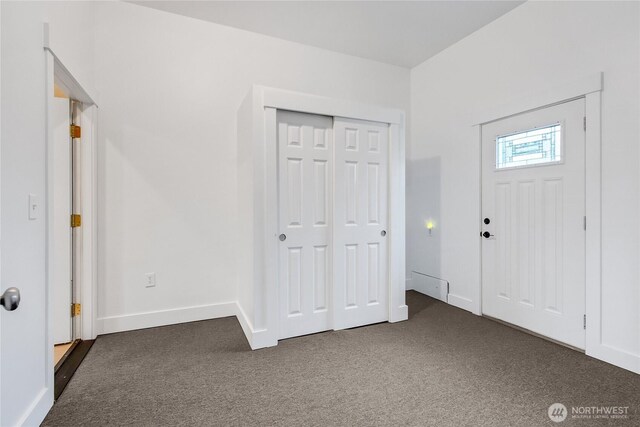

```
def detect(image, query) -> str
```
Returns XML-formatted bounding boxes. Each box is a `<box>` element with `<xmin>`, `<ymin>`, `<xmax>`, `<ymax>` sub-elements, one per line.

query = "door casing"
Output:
<box><xmin>473</xmin><ymin>73</ymin><xmax>634</xmax><ymax>371</ymax></box>
<box><xmin>46</xmin><ymin>49</ymin><xmax>99</xmax><ymax>346</ymax></box>
<box><xmin>480</xmin><ymin>98</ymin><xmax>586</xmax><ymax>349</ymax></box>
<box><xmin>237</xmin><ymin>86</ymin><xmax>408</xmax><ymax>349</ymax></box>
<box><xmin>38</xmin><ymin>40</ymin><xmax>98</xmax><ymax>424</ymax></box>
<box><xmin>276</xmin><ymin>113</ymin><xmax>392</xmax><ymax>339</ymax></box>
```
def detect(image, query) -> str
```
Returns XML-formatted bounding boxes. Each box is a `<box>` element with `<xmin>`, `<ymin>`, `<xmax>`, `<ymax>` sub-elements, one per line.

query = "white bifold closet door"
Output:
<box><xmin>333</xmin><ymin>118</ymin><xmax>389</xmax><ymax>330</ymax></box>
<box><xmin>278</xmin><ymin>111</ymin><xmax>334</xmax><ymax>339</ymax></box>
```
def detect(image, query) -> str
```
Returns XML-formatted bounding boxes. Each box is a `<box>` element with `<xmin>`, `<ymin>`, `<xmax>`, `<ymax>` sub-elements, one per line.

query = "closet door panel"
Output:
<box><xmin>277</xmin><ymin>111</ymin><xmax>333</xmax><ymax>339</ymax></box>
<box><xmin>333</xmin><ymin>117</ymin><xmax>389</xmax><ymax>330</ymax></box>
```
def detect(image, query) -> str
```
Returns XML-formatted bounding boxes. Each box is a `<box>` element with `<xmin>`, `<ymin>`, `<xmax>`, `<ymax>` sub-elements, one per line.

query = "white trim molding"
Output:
<box><xmin>583</xmin><ymin>92</ymin><xmax>640</xmax><ymax>374</ymax></box>
<box><xmin>45</xmin><ymin>60</ymin><xmax>99</xmax><ymax>339</ymax></box>
<box><xmin>474</xmin><ymin>72</ymin><xmax>639</xmax><ymax>374</ymax></box>
<box><xmin>97</xmin><ymin>301</ymin><xmax>275</xmax><ymax>351</ymax></box>
<box><xmin>472</xmin><ymin>72</ymin><xmax>602</xmax><ymax>126</ymax></box>
<box><xmin>43</xmin><ymin>23</ymin><xmax>98</xmax><ymax>107</ymax></box>
<box><xmin>447</xmin><ymin>294</ymin><xmax>475</xmax><ymax>313</ymax></box>
<box><xmin>38</xmin><ymin>22</ymin><xmax>100</xmax><ymax>426</ymax></box>
<box><xmin>96</xmin><ymin>302</ymin><xmax>237</xmax><ymax>335</ymax></box>
<box><xmin>45</xmin><ymin>22</ymin><xmax>99</xmax><ymax>346</ymax></box>
<box><xmin>18</xmin><ymin>388</ymin><xmax>51</xmax><ymax>427</ymax></box>
<box><xmin>388</xmin><ymin>121</ymin><xmax>409</xmax><ymax>322</ymax></box>
<box><xmin>234</xmin><ymin>303</ymin><xmax>272</xmax><ymax>350</ymax></box>
<box><xmin>79</xmin><ymin>104</ymin><xmax>98</xmax><ymax>340</ymax></box>
<box><xmin>262</xmin><ymin>86</ymin><xmax>405</xmax><ymax>125</ymax></box>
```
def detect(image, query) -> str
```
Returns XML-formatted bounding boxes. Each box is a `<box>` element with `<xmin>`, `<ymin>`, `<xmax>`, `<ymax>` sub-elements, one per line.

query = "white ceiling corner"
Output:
<box><xmin>130</xmin><ymin>1</ymin><xmax>525</xmax><ymax>68</ymax></box>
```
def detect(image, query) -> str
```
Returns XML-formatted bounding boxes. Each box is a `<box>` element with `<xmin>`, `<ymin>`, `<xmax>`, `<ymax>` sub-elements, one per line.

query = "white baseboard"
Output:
<box><xmin>95</xmin><ymin>301</ymin><xmax>280</xmax><ymax>350</ymax></box>
<box><xmin>447</xmin><ymin>293</ymin><xmax>476</xmax><ymax>313</ymax></box>
<box><xmin>409</xmin><ymin>272</ymin><xmax>448</xmax><ymax>303</ymax></box>
<box><xmin>96</xmin><ymin>302</ymin><xmax>237</xmax><ymax>335</ymax></box>
<box><xmin>390</xmin><ymin>304</ymin><xmax>409</xmax><ymax>322</ymax></box>
<box><xmin>78</xmin><ymin>299</ymin><xmax>640</xmax><ymax>377</ymax></box>
<box><xmin>18</xmin><ymin>386</ymin><xmax>52</xmax><ymax>427</ymax></box>
<box><xmin>587</xmin><ymin>343</ymin><xmax>640</xmax><ymax>375</ymax></box>
<box><xmin>234</xmin><ymin>302</ymin><xmax>253</xmax><ymax>346</ymax></box>
<box><xmin>234</xmin><ymin>302</ymin><xmax>277</xmax><ymax>350</ymax></box>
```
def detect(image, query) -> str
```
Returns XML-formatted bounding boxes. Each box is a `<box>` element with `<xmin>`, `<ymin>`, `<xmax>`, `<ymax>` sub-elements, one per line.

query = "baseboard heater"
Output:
<box><xmin>409</xmin><ymin>271</ymin><xmax>449</xmax><ymax>303</ymax></box>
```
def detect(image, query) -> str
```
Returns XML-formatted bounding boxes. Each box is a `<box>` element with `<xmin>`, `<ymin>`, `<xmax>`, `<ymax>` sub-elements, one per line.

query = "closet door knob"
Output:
<box><xmin>1</xmin><ymin>287</ymin><xmax>20</xmax><ymax>311</ymax></box>
<box><xmin>279</xmin><ymin>234</ymin><xmax>287</xmax><ymax>241</ymax></box>
<box><xmin>380</xmin><ymin>230</ymin><xmax>387</xmax><ymax>237</ymax></box>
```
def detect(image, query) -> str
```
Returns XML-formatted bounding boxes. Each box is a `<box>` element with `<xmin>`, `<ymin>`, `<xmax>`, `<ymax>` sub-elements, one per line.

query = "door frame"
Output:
<box><xmin>473</xmin><ymin>73</ymin><xmax>627</xmax><ymax>369</ymax></box>
<box><xmin>0</xmin><ymin>4</ymin><xmax>3</xmax><ymax>422</ymax></box>
<box><xmin>43</xmin><ymin>24</ymin><xmax>98</xmax><ymax>414</ymax></box>
<box><xmin>479</xmin><ymin>97</ymin><xmax>587</xmax><ymax>350</ymax></box>
<box><xmin>240</xmin><ymin>86</ymin><xmax>408</xmax><ymax>349</ymax></box>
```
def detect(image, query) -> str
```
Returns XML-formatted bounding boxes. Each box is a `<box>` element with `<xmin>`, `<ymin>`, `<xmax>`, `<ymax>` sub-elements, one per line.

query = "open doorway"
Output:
<box><xmin>51</xmin><ymin>88</ymin><xmax>81</xmax><ymax>368</ymax></box>
<box><xmin>46</xmin><ymin>45</ymin><xmax>98</xmax><ymax>399</ymax></box>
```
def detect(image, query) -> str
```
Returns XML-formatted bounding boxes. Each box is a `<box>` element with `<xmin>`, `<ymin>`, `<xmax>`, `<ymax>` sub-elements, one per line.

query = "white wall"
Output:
<box><xmin>408</xmin><ymin>0</ymin><xmax>639</xmax><ymax>371</ymax></box>
<box><xmin>93</xmin><ymin>2</ymin><xmax>410</xmax><ymax>332</ymax></box>
<box><xmin>1</xmin><ymin>1</ymin><xmax>96</xmax><ymax>424</ymax></box>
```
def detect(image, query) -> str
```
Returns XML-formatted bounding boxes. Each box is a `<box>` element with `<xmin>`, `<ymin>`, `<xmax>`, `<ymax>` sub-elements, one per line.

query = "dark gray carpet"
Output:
<box><xmin>43</xmin><ymin>291</ymin><xmax>639</xmax><ymax>426</ymax></box>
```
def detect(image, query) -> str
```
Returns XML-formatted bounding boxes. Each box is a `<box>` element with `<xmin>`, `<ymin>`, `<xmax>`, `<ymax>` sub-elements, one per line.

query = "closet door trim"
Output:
<box><xmin>239</xmin><ymin>86</ymin><xmax>407</xmax><ymax>349</ymax></box>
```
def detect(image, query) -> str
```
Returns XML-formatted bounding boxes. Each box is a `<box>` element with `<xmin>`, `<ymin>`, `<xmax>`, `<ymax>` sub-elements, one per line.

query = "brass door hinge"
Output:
<box><xmin>70</xmin><ymin>125</ymin><xmax>81</xmax><ymax>139</ymax></box>
<box><xmin>71</xmin><ymin>303</ymin><xmax>81</xmax><ymax>317</ymax></box>
<box><xmin>71</xmin><ymin>214</ymin><xmax>82</xmax><ymax>228</ymax></box>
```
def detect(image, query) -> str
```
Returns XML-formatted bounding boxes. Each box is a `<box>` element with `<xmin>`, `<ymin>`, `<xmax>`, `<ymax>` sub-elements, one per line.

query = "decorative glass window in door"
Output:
<box><xmin>496</xmin><ymin>123</ymin><xmax>562</xmax><ymax>169</ymax></box>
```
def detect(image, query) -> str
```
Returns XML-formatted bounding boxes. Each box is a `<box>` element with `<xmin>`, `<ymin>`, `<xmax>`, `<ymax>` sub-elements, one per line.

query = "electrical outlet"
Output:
<box><xmin>145</xmin><ymin>272</ymin><xmax>156</xmax><ymax>288</ymax></box>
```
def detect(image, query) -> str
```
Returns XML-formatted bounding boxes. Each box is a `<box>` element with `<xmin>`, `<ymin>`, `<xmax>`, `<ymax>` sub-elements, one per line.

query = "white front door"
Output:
<box><xmin>481</xmin><ymin>98</ymin><xmax>586</xmax><ymax>349</ymax></box>
<box><xmin>277</xmin><ymin>111</ymin><xmax>333</xmax><ymax>339</ymax></box>
<box><xmin>53</xmin><ymin>98</ymin><xmax>72</xmax><ymax>344</ymax></box>
<box><xmin>333</xmin><ymin>117</ymin><xmax>389</xmax><ymax>330</ymax></box>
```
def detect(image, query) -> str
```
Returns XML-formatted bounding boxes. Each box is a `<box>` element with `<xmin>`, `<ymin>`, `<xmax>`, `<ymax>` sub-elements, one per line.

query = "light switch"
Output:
<box><xmin>145</xmin><ymin>272</ymin><xmax>156</xmax><ymax>288</ymax></box>
<box><xmin>28</xmin><ymin>194</ymin><xmax>39</xmax><ymax>220</ymax></box>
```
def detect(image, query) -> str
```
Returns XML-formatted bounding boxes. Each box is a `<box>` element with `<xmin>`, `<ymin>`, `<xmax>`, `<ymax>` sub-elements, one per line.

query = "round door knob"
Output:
<box><xmin>380</xmin><ymin>230</ymin><xmax>387</xmax><ymax>237</ymax></box>
<box><xmin>279</xmin><ymin>234</ymin><xmax>287</xmax><ymax>241</ymax></box>
<box><xmin>1</xmin><ymin>287</ymin><xmax>20</xmax><ymax>311</ymax></box>
<box><xmin>484</xmin><ymin>218</ymin><xmax>491</xmax><ymax>225</ymax></box>
<box><xmin>482</xmin><ymin>231</ymin><xmax>491</xmax><ymax>239</ymax></box>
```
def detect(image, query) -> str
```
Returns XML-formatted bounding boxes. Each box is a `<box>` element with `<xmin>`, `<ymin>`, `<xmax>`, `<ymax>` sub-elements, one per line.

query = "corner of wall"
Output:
<box><xmin>234</xmin><ymin>301</ymin><xmax>277</xmax><ymax>350</ymax></box>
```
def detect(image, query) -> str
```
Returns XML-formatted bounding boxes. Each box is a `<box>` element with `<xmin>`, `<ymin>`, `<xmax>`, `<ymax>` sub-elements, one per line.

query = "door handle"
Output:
<box><xmin>482</xmin><ymin>231</ymin><xmax>494</xmax><ymax>239</ymax></box>
<box><xmin>1</xmin><ymin>287</ymin><xmax>20</xmax><ymax>311</ymax></box>
<box><xmin>279</xmin><ymin>234</ymin><xmax>287</xmax><ymax>241</ymax></box>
